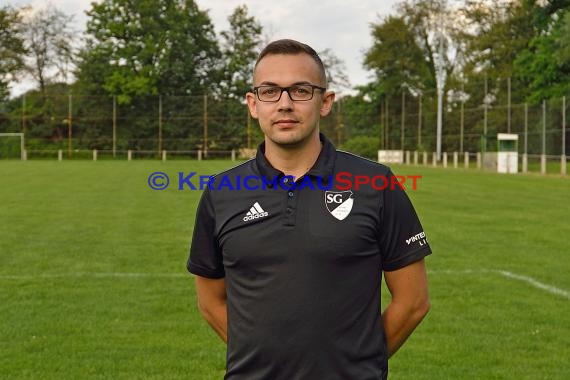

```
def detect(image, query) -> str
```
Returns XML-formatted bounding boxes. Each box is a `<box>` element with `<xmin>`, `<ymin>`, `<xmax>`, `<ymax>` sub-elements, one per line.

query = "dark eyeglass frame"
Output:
<box><xmin>253</xmin><ymin>84</ymin><xmax>326</xmax><ymax>102</ymax></box>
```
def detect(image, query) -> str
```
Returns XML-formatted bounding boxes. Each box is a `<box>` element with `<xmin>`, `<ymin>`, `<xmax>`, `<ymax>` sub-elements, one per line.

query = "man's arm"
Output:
<box><xmin>381</xmin><ymin>258</ymin><xmax>430</xmax><ymax>358</ymax></box>
<box><xmin>195</xmin><ymin>276</ymin><xmax>228</xmax><ymax>343</ymax></box>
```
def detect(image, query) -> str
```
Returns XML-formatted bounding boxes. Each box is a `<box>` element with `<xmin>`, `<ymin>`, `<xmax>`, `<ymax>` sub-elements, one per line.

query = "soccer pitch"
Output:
<box><xmin>1</xmin><ymin>160</ymin><xmax>569</xmax><ymax>379</ymax></box>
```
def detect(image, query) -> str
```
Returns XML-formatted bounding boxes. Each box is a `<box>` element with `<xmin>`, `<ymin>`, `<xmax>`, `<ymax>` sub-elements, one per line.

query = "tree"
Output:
<box><xmin>365</xmin><ymin>0</ymin><xmax>462</xmax><ymax>96</ymax></box>
<box><xmin>458</xmin><ymin>0</ymin><xmax>544</xmax><ymax>104</ymax></box>
<box><xmin>514</xmin><ymin>6</ymin><xmax>570</xmax><ymax>102</ymax></box>
<box><xmin>398</xmin><ymin>0</ymin><xmax>463</xmax><ymax>90</ymax></box>
<box><xmin>219</xmin><ymin>5</ymin><xmax>262</xmax><ymax>99</ymax></box>
<box><xmin>559</xmin><ymin>10</ymin><xmax>570</xmax><ymax>64</ymax></box>
<box><xmin>80</xmin><ymin>0</ymin><xmax>221</xmax><ymax>103</ymax></box>
<box><xmin>322</xmin><ymin>89</ymin><xmax>382</xmax><ymax>150</ymax></box>
<box><xmin>363</xmin><ymin>0</ymin><xmax>458</xmax><ymax>151</ymax></box>
<box><xmin>74</xmin><ymin>0</ymin><xmax>222</xmax><ymax>151</ymax></box>
<box><xmin>0</xmin><ymin>6</ymin><xmax>26</xmax><ymax>101</ymax></box>
<box><xmin>317</xmin><ymin>49</ymin><xmax>352</xmax><ymax>145</ymax></box>
<box><xmin>21</xmin><ymin>5</ymin><xmax>76</xmax><ymax>95</ymax></box>
<box><xmin>364</xmin><ymin>15</ymin><xmax>431</xmax><ymax>96</ymax></box>
<box><xmin>214</xmin><ymin>5</ymin><xmax>264</xmax><ymax>149</ymax></box>
<box><xmin>319</xmin><ymin>48</ymin><xmax>351</xmax><ymax>94</ymax></box>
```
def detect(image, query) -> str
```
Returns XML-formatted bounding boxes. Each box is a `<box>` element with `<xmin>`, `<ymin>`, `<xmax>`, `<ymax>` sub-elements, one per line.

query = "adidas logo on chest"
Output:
<box><xmin>243</xmin><ymin>202</ymin><xmax>269</xmax><ymax>222</ymax></box>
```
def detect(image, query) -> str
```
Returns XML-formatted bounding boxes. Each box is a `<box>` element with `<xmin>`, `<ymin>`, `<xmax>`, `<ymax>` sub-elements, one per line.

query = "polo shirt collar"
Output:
<box><xmin>255</xmin><ymin>133</ymin><xmax>336</xmax><ymax>179</ymax></box>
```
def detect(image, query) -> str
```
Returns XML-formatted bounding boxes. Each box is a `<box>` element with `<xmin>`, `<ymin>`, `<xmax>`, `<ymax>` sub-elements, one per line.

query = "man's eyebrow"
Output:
<box><xmin>257</xmin><ymin>81</ymin><xmax>313</xmax><ymax>86</ymax></box>
<box><xmin>258</xmin><ymin>81</ymin><xmax>279</xmax><ymax>86</ymax></box>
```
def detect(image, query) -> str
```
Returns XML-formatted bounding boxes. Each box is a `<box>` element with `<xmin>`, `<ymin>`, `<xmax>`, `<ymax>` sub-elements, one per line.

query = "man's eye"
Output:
<box><xmin>261</xmin><ymin>88</ymin><xmax>278</xmax><ymax>96</ymax></box>
<box><xmin>292</xmin><ymin>87</ymin><xmax>309</xmax><ymax>95</ymax></box>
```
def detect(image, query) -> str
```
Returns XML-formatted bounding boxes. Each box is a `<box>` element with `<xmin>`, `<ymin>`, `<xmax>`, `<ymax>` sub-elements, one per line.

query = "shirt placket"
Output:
<box><xmin>282</xmin><ymin>176</ymin><xmax>298</xmax><ymax>226</ymax></box>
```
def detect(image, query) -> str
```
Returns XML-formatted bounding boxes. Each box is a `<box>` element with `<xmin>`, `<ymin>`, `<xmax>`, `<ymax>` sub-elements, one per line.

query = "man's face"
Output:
<box><xmin>246</xmin><ymin>53</ymin><xmax>335</xmax><ymax>148</ymax></box>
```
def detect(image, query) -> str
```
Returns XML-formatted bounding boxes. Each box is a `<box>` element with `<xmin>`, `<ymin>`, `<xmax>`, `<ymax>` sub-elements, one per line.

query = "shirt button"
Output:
<box><xmin>288</xmin><ymin>191</ymin><xmax>294</xmax><ymax>197</ymax></box>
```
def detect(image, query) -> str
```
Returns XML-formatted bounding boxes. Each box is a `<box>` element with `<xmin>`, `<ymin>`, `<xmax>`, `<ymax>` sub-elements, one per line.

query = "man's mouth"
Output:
<box><xmin>273</xmin><ymin>119</ymin><xmax>298</xmax><ymax>127</ymax></box>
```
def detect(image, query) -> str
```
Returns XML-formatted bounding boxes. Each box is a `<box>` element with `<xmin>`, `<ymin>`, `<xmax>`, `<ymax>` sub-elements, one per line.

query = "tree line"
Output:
<box><xmin>1</xmin><ymin>0</ymin><xmax>569</xmax><ymax>155</ymax></box>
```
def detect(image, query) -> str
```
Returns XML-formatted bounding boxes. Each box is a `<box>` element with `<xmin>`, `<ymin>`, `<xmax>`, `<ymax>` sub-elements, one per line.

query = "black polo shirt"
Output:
<box><xmin>188</xmin><ymin>134</ymin><xmax>431</xmax><ymax>380</ymax></box>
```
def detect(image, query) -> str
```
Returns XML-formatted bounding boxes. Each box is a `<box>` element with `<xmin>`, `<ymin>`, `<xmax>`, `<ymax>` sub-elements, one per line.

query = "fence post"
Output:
<box><xmin>413</xmin><ymin>151</ymin><xmax>418</xmax><ymax>165</ymax></box>
<box><xmin>443</xmin><ymin>152</ymin><xmax>448</xmax><ymax>168</ymax></box>
<box><xmin>541</xmin><ymin>155</ymin><xmax>547</xmax><ymax>175</ymax></box>
<box><xmin>522</xmin><ymin>154</ymin><xmax>528</xmax><ymax>173</ymax></box>
<box><xmin>162</xmin><ymin>150</ymin><xmax>167</xmax><ymax>162</ymax></box>
<box><xmin>561</xmin><ymin>155</ymin><xmax>566</xmax><ymax>175</ymax></box>
<box><xmin>93</xmin><ymin>149</ymin><xmax>97</xmax><ymax>161</ymax></box>
<box><xmin>405</xmin><ymin>150</ymin><xmax>410</xmax><ymax>165</ymax></box>
<box><xmin>128</xmin><ymin>150</ymin><xmax>132</xmax><ymax>161</ymax></box>
<box><xmin>432</xmin><ymin>152</ymin><xmax>437</xmax><ymax>167</ymax></box>
<box><xmin>58</xmin><ymin>149</ymin><xmax>62</xmax><ymax>161</ymax></box>
<box><xmin>231</xmin><ymin>149</ymin><xmax>236</xmax><ymax>161</ymax></box>
<box><xmin>22</xmin><ymin>149</ymin><xmax>27</xmax><ymax>161</ymax></box>
<box><xmin>453</xmin><ymin>152</ymin><xmax>458</xmax><ymax>169</ymax></box>
<box><xmin>198</xmin><ymin>150</ymin><xmax>202</xmax><ymax>161</ymax></box>
<box><xmin>422</xmin><ymin>151</ymin><xmax>427</xmax><ymax>166</ymax></box>
<box><xmin>476</xmin><ymin>152</ymin><xmax>481</xmax><ymax>169</ymax></box>
<box><xmin>464</xmin><ymin>152</ymin><xmax>469</xmax><ymax>169</ymax></box>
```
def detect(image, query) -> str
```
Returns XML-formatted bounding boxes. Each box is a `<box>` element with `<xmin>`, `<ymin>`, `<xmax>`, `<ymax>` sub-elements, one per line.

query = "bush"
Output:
<box><xmin>339</xmin><ymin>136</ymin><xmax>379</xmax><ymax>160</ymax></box>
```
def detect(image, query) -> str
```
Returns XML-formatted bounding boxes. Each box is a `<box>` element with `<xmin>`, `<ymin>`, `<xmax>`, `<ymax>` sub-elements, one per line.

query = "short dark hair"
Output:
<box><xmin>254</xmin><ymin>39</ymin><xmax>327</xmax><ymax>87</ymax></box>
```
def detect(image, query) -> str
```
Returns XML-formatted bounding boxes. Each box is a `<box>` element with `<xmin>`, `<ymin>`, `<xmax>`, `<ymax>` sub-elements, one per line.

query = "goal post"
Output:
<box><xmin>0</xmin><ymin>133</ymin><xmax>25</xmax><ymax>160</ymax></box>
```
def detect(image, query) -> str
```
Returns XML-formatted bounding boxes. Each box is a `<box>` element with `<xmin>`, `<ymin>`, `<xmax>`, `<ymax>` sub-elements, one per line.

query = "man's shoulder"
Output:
<box><xmin>335</xmin><ymin>149</ymin><xmax>392</xmax><ymax>175</ymax></box>
<box><xmin>201</xmin><ymin>158</ymin><xmax>260</xmax><ymax>195</ymax></box>
<box><xmin>211</xmin><ymin>158</ymin><xmax>257</xmax><ymax>179</ymax></box>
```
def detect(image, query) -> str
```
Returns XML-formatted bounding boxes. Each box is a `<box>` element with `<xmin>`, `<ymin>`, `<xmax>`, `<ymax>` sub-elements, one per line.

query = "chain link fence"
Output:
<box><xmin>0</xmin><ymin>84</ymin><xmax>568</xmax><ymax>174</ymax></box>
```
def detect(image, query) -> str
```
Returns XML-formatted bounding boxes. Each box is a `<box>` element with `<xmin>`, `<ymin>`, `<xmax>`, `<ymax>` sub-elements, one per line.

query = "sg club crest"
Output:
<box><xmin>324</xmin><ymin>191</ymin><xmax>354</xmax><ymax>221</ymax></box>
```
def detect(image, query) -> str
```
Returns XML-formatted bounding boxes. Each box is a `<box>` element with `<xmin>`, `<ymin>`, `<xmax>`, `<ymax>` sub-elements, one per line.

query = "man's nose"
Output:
<box><xmin>277</xmin><ymin>89</ymin><xmax>294</xmax><ymax>110</ymax></box>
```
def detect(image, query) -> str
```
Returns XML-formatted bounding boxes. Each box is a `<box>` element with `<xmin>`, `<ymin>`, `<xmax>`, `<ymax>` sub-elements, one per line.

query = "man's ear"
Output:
<box><xmin>246</xmin><ymin>92</ymin><xmax>258</xmax><ymax>119</ymax></box>
<box><xmin>320</xmin><ymin>90</ymin><xmax>336</xmax><ymax>117</ymax></box>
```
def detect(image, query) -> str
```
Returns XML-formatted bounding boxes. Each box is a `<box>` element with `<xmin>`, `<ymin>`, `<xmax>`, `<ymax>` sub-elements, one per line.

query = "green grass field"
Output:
<box><xmin>1</xmin><ymin>160</ymin><xmax>569</xmax><ymax>379</ymax></box>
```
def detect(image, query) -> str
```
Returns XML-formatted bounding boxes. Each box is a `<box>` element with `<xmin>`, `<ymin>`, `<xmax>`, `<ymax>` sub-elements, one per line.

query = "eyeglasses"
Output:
<box><xmin>253</xmin><ymin>84</ymin><xmax>326</xmax><ymax>102</ymax></box>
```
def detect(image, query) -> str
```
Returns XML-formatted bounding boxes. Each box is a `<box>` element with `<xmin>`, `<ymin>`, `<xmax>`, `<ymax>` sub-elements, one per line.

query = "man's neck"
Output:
<box><xmin>264</xmin><ymin>134</ymin><xmax>322</xmax><ymax>179</ymax></box>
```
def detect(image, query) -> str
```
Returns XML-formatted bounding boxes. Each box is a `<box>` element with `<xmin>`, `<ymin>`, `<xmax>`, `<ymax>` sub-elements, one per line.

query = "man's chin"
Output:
<box><xmin>268</xmin><ymin>134</ymin><xmax>306</xmax><ymax>148</ymax></box>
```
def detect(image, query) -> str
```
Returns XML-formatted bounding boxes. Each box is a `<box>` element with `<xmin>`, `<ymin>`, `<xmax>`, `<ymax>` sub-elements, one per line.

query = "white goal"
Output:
<box><xmin>0</xmin><ymin>133</ymin><xmax>25</xmax><ymax>160</ymax></box>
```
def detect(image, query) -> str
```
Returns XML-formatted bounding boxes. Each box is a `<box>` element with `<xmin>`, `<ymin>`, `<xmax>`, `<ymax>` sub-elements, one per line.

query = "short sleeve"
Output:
<box><xmin>378</xmin><ymin>170</ymin><xmax>431</xmax><ymax>271</ymax></box>
<box><xmin>187</xmin><ymin>189</ymin><xmax>225</xmax><ymax>278</ymax></box>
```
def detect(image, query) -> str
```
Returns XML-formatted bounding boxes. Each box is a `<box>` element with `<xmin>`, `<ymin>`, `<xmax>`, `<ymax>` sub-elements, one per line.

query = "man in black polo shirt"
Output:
<box><xmin>188</xmin><ymin>39</ymin><xmax>431</xmax><ymax>379</ymax></box>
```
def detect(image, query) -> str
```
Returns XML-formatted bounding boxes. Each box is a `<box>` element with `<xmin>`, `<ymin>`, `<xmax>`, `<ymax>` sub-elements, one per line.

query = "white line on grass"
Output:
<box><xmin>496</xmin><ymin>270</ymin><xmax>570</xmax><ymax>301</ymax></box>
<box><xmin>3</xmin><ymin>269</ymin><xmax>569</xmax><ymax>301</ymax></box>
<box><xmin>0</xmin><ymin>272</ymin><xmax>188</xmax><ymax>280</ymax></box>
<box><xmin>428</xmin><ymin>268</ymin><xmax>570</xmax><ymax>301</ymax></box>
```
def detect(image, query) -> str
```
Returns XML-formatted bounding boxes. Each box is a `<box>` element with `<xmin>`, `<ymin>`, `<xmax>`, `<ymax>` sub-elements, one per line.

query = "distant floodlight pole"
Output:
<box><xmin>112</xmin><ymin>96</ymin><xmax>117</xmax><ymax>158</ymax></box>
<box><xmin>158</xmin><ymin>95</ymin><xmax>163</xmax><ymax>156</ymax></box>
<box><xmin>68</xmin><ymin>93</ymin><xmax>73</xmax><ymax>158</ymax></box>
<box><xmin>436</xmin><ymin>76</ymin><xmax>444</xmax><ymax>160</ymax></box>
<box><xmin>435</xmin><ymin>17</ymin><xmax>447</xmax><ymax>161</ymax></box>
<box><xmin>562</xmin><ymin>96</ymin><xmax>566</xmax><ymax>175</ymax></box>
<box><xmin>563</xmin><ymin>96</ymin><xmax>566</xmax><ymax>158</ymax></box>
<box><xmin>203</xmin><ymin>94</ymin><xmax>208</xmax><ymax>157</ymax></box>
